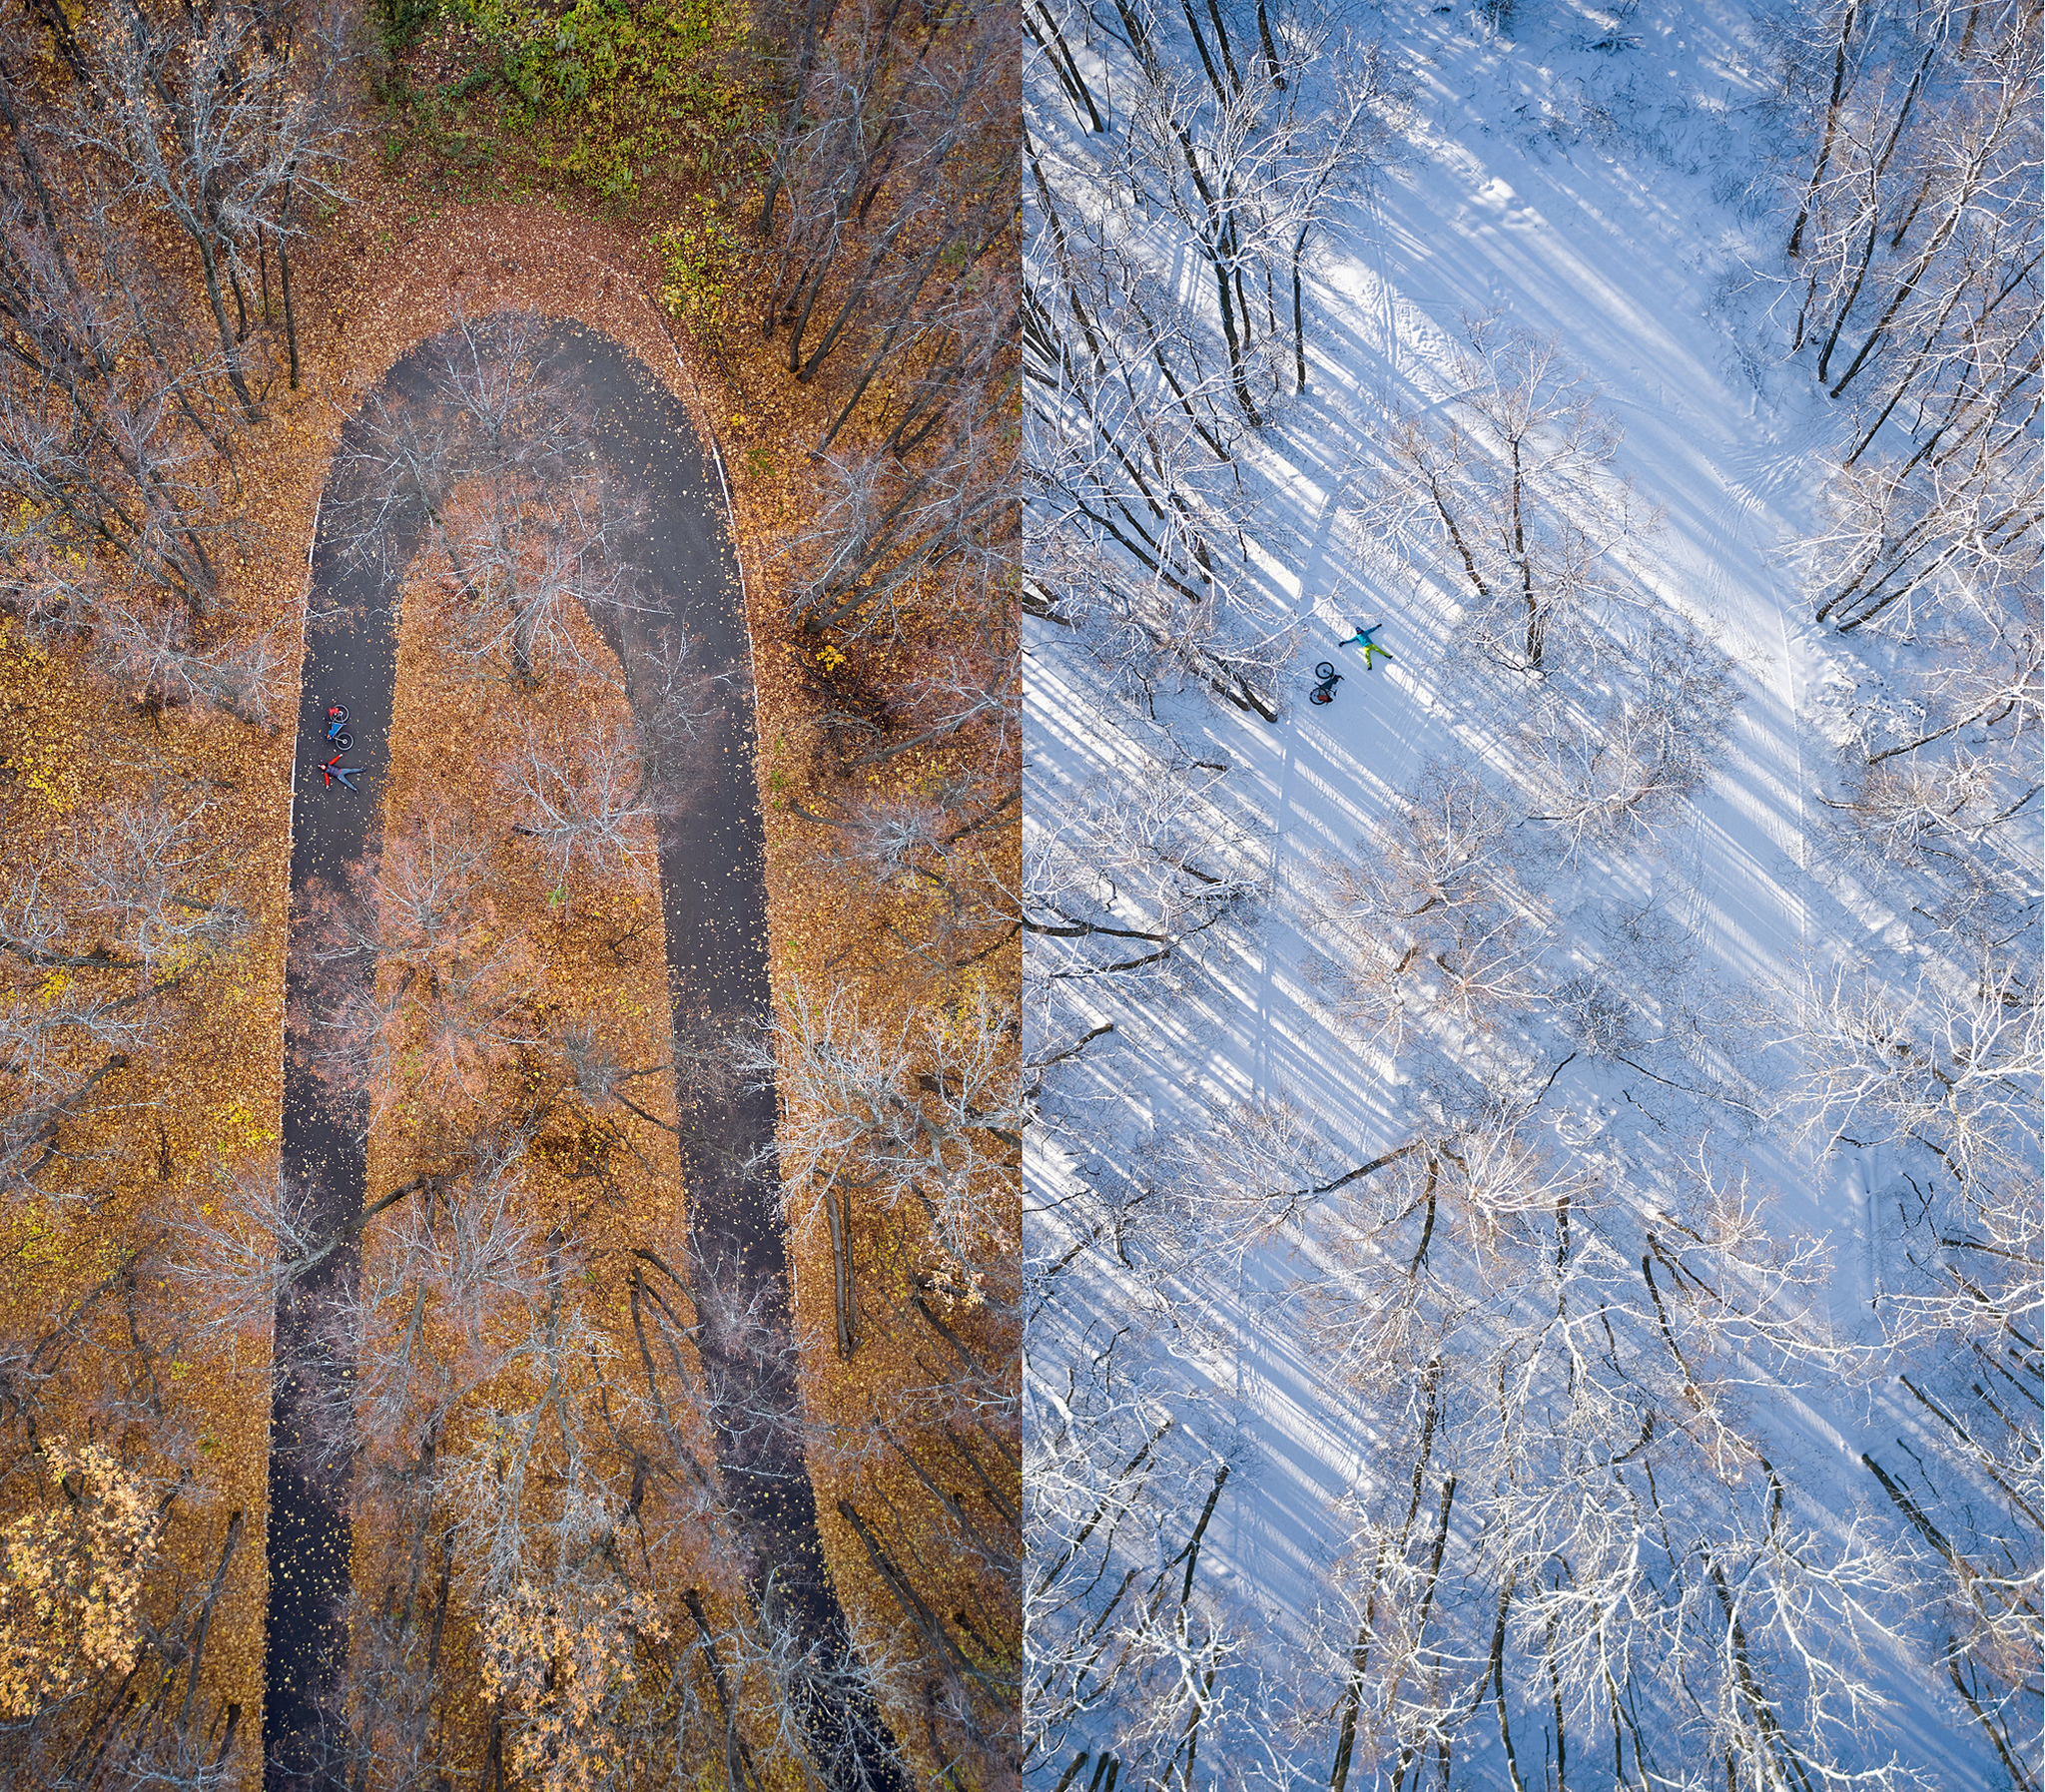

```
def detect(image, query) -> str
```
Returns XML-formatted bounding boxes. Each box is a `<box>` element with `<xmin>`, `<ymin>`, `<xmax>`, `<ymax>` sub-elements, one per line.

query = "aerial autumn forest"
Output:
<box><xmin>0</xmin><ymin>0</ymin><xmax>1019</xmax><ymax>1788</ymax></box>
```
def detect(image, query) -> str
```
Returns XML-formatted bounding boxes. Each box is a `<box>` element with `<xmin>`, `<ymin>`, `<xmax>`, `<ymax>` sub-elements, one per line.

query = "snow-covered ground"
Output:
<box><xmin>1025</xmin><ymin>2</ymin><xmax>2032</xmax><ymax>1785</ymax></box>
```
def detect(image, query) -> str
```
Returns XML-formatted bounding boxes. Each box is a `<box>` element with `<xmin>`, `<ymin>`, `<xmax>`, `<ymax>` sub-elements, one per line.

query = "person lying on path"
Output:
<box><xmin>321</xmin><ymin>754</ymin><xmax>362</xmax><ymax>791</ymax></box>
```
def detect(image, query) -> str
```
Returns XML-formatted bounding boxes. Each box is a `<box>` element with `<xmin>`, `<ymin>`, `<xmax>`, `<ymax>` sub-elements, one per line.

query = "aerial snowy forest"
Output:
<box><xmin>1022</xmin><ymin>0</ymin><xmax>2039</xmax><ymax>1788</ymax></box>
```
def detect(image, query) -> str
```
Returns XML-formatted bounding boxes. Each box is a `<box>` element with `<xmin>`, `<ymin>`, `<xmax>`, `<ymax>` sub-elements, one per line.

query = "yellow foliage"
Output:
<box><xmin>479</xmin><ymin>1581</ymin><xmax>671</xmax><ymax>1792</ymax></box>
<box><xmin>0</xmin><ymin>1440</ymin><xmax>158</xmax><ymax>1719</ymax></box>
<box><xmin>211</xmin><ymin>1097</ymin><xmax>278</xmax><ymax>1152</ymax></box>
<box><xmin>6</xmin><ymin>1204</ymin><xmax>68</xmax><ymax>1270</ymax></box>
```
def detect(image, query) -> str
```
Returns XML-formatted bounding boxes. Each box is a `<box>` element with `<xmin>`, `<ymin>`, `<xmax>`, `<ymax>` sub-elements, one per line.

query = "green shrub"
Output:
<box><xmin>381</xmin><ymin>0</ymin><xmax>754</xmax><ymax>205</ymax></box>
<box><xmin>654</xmin><ymin>196</ymin><xmax>748</xmax><ymax>340</ymax></box>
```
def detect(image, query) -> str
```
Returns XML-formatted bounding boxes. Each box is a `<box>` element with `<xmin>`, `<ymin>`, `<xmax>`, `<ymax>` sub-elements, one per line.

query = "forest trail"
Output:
<box><xmin>268</xmin><ymin>319</ymin><xmax>903</xmax><ymax>1790</ymax></box>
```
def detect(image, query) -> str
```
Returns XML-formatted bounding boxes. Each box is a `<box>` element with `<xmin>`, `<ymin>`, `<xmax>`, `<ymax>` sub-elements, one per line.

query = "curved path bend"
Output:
<box><xmin>266</xmin><ymin>318</ymin><xmax>903</xmax><ymax>1791</ymax></box>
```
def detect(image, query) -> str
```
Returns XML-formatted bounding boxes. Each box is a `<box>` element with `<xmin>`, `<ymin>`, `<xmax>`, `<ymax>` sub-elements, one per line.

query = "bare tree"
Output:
<box><xmin>332</xmin><ymin>310</ymin><xmax>646</xmax><ymax>692</ymax></box>
<box><xmin>289</xmin><ymin>805</ymin><xmax>539</xmax><ymax>1133</ymax></box>
<box><xmin>1290</xmin><ymin>1104</ymin><xmax>1912</xmax><ymax>1792</ymax></box>
<box><xmin>1765</xmin><ymin>1</ymin><xmax>2041</xmax><ymax>660</ymax></box>
<box><xmin>1770</xmin><ymin>0</ymin><xmax>2038</xmax><ymax>404</ymax></box>
<box><xmin>429</xmin><ymin>476</ymin><xmax>642</xmax><ymax>691</ymax></box>
<box><xmin>757</xmin><ymin>0</ymin><xmax>1019</xmax><ymax>398</ymax></box>
<box><xmin>783</xmin><ymin>379</ymin><xmax>1019</xmax><ymax>645</ymax></box>
<box><xmin>0</xmin><ymin>7</ymin><xmax>341</xmax><ymax>725</ymax></box>
<box><xmin>1025</xmin><ymin>148</ymin><xmax>1257</xmax><ymax>715</ymax></box>
<box><xmin>1024</xmin><ymin>2</ymin><xmax>1403</xmax><ymax>725</ymax></box>
<box><xmin>1308</xmin><ymin>755</ymin><xmax>1549</xmax><ymax>1056</ymax></box>
<box><xmin>73</xmin><ymin>591</ymin><xmax>285</xmax><ymax>728</ymax></box>
<box><xmin>741</xmin><ymin>976</ymin><xmax>1021</xmax><ymax>1310</ymax></box>
<box><xmin>1520</xmin><ymin>619</ymin><xmax>1743</xmax><ymax>855</ymax></box>
<box><xmin>1350</xmin><ymin>315</ymin><xmax>1652</xmax><ymax>674</ymax></box>
<box><xmin>1022</xmin><ymin>1334</ymin><xmax>1266</xmax><ymax>1786</ymax></box>
<box><xmin>1801</xmin><ymin>412</ymin><xmax>2039</xmax><ymax>634</ymax></box>
<box><xmin>1861</xmin><ymin>1162</ymin><xmax>2041</xmax><ymax>1786</ymax></box>
<box><xmin>1778</xmin><ymin>957</ymin><xmax>2035</xmax><ymax>1202</ymax></box>
<box><xmin>1138</xmin><ymin>1090</ymin><xmax>1352</xmax><ymax>1263</ymax></box>
<box><xmin>0</xmin><ymin>44</ymin><xmax>239</xmax><ymax>622</ymax></box>
<box><xmin>1025</xmin><ymin>750</ymin><xmax>1268</xmax><ymax>996</ymax></box>
<box><xmin>1106</xmin><ymin>0</ymin><xmax>1402</xmax><ymax>419</ymax></box>
<box><xmin>61</xmin><ymin>0</ymin><xmax>358</xmax><ymax>418</ymax></box>
<box><xmin>795</xmin><ymin>778</ymin><xmax>1020</xmax><ymax>971</ymax></box>
<box><xmin>502</xmin><ymin>718</ymin><xmax>660</xmax><ymax>893</ymax></box>
<box><xmin>1</xmin><ymin>788</ymin><xmax>247</xmax><ymax>1202</ymax></box>
<box><xmin>1775</xmin><ymin>943</ymin><xmax>2041</xmax><ymax>1778</ymax></box>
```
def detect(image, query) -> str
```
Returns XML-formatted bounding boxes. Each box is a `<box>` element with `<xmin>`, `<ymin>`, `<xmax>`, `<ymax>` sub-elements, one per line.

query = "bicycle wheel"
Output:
<box><xmin>328</xmin><ymin>703</ymin><xmax>348</xmax><ymax>723</ymax></box>
<box><xmin>331</xmin><ymin>730</ymin><xmax>352</xmax><ymax>751</ymax></box>
<box><xmin>1315</xmin><ymin>662</ymin><xmax>1336</xmax><ymax>680</ymax></box>
<box><xmin>1309</xmin><ymin>688</ymin><xmax>1332</xmax><ymax>706</ymax></box>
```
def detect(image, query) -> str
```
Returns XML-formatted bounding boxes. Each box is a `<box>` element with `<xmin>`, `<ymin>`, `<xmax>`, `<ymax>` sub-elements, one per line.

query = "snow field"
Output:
<box><xmin>1026</xmin><ymin>1</ymin><xmax>2031</xmax><ymax>1784</ymax></box>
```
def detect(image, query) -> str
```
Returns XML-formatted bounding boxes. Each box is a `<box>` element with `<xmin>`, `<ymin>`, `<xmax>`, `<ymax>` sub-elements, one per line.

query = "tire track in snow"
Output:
<box><xmin>1707</xmin><ymin>462</ymin><xmax>1806</xmax><ymax>965</ymax></box>
<box><xmin>1365</xmin><ymin>186</ymin><xmax>1401</xmax><ymax>381</ymax></box>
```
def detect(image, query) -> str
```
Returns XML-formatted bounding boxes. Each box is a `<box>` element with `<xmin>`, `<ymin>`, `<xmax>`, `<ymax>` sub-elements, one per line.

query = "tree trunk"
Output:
<box><xmin>758</xmin><ymin>0</ymin><xmax>844</xmax><ymax>235</ymax></box>
<box><xmin>279</xmin><ymin>164</ymin><xmax>302</xmax><ymax>390</ymax></box>
<box><xmin>1257</xmin><ymin>0</ymin><xmax>1284</xmax><ymax>87</ymax></box>
<box><xmin>1509</xmin><ymin>435</ymin><xmax>1542</xmax><ymax>665</ymax></box>
<box><xmin>825</xmin><ymin>1180</ymin><xmax>859</xmax><ymax>1356</ymax></box>
<box><xmin>1815</xmin><ymin>196</ymin><xmax>1881</xmax><ymax>386</ymax></box>
<box><xmin>1211</xmin><ymin>251</ymin><xmax>1260</xmax><ymax>423</ymax></box>
<box><xmin>1025</xmin><ymin>0</ymin><xmax>1104</xmax><ymax>131</ymax></box>
<box><xmin>1203</xmin><ymin>0</ymin><xmax>1242</xmax><ymax>94</ymax></box>
<box><xmin>1492</xmin><ymin>1565</ymin><xmax>1529</xmax><ymax>1792</ymax></box>
<box><xmin>1787</xmin><ymin>1</ymin><xmax>1861</xmax><ymax>261</ymax></box>
<box><xmin>1829</xmin><ymin>187</ymin><xmax>1969</xmax><ymax>397</ymax></box>
<box><xmin>1293</xmin><ymin>224</ymin><xmax>1310</xmax><ymax>392</ymax></box>
<box><xmin>194</xmin><ymin>231</ymin><xmax>261</xmax><ymax>419</ymax></box>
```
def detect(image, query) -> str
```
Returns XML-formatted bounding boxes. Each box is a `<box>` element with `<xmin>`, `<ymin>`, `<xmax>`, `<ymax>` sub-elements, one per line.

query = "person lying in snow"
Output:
<box><xmin>1339</xmin><ymin>622</ymin><xmax>1394</xmax><ymax>669</ymax></box>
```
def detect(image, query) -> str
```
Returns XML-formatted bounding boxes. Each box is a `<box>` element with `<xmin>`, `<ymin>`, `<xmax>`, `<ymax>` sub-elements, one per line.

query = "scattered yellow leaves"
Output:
<box><xmin>0</xmin><ymin>1440</ymin><xmax>157</xmax><ymax>1720</ymax></box>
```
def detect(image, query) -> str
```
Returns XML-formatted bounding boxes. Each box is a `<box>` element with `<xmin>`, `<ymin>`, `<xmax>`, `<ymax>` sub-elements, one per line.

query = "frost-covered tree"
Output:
<box><xmin>1351</xmin><ymin>316</ymin><xmax>1659</xmax><ymax>674</ymax></box>
<box><xmin>1246</xmin><ymin>1101</ymin><xmax>1906</xmax><ymax>1792</ymax></box>
<box><xmin>1024</xmin><ymin>0</ymin><xmax>1405</xmax><ymax>718</ymax></box>
<box><xmin>1767</xmin><ymin>0</ymin><xmax>2041</xmax><ymax>645</ymax></box>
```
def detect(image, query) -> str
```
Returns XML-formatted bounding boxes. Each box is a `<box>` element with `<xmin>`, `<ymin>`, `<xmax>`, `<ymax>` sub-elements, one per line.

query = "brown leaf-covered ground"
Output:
<box><xmin>5</xmin><ymin>87</ymin><xmax>1015</xmax><ymax>1768</ymax></box>
<box><xmin>0</xmin><ymin>619</ymin><xmax>286</xmax><ymax>1780</ymax></box>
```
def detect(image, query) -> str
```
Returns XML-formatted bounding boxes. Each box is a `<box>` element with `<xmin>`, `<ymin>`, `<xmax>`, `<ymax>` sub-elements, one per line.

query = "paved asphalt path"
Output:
<box><xmin>267</xmin><ymin>320</ymin><xmax>905</xmax><ymax>1790</ymax></box>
